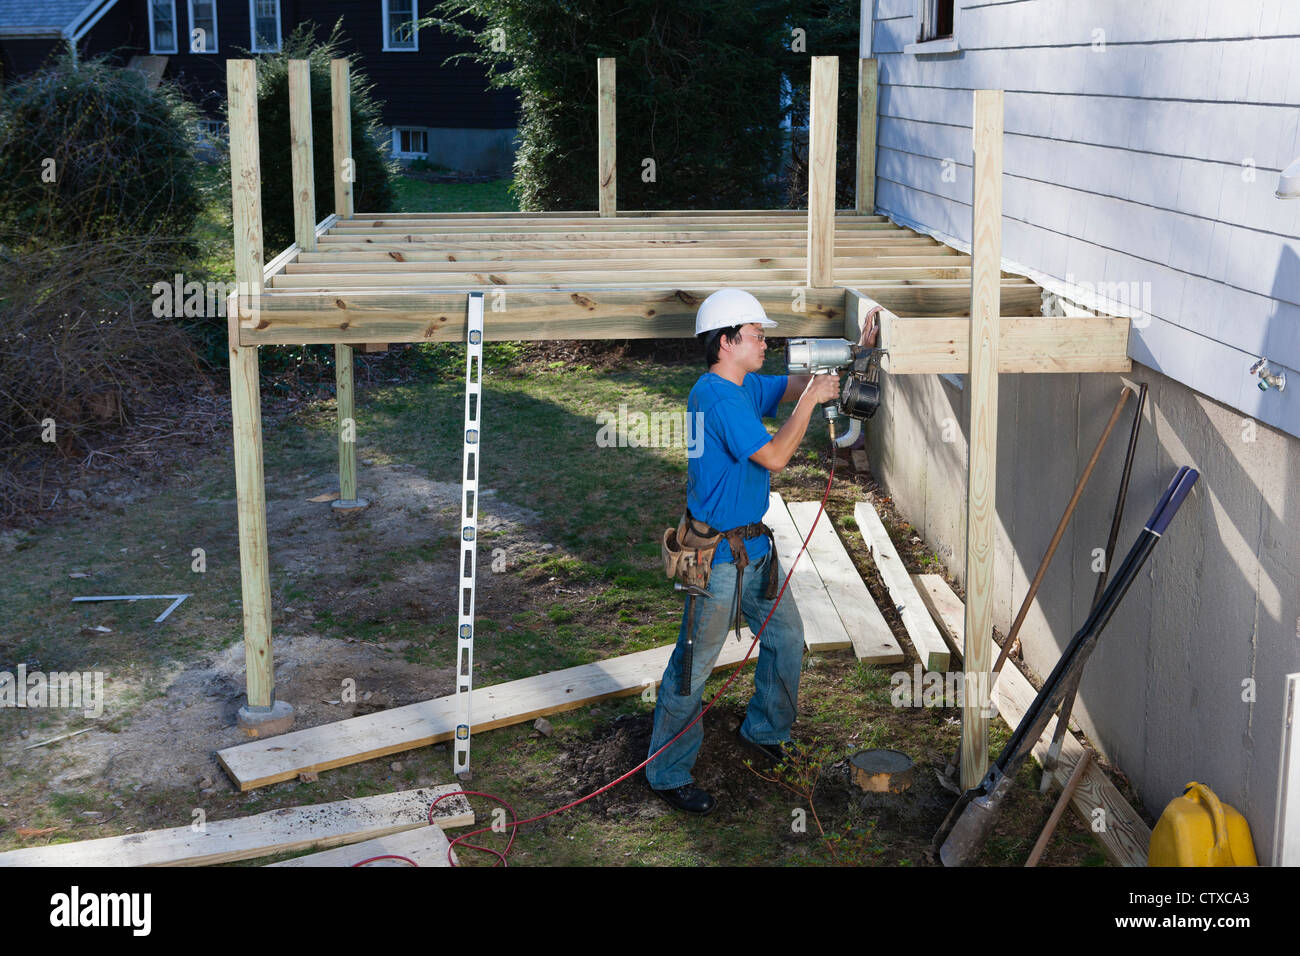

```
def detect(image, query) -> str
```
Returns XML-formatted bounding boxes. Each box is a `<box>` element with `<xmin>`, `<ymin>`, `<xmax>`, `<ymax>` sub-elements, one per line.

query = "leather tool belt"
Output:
<box><xmin>661</xmin><ymin>509</ymin><xmax>779</xmax><ymax>599</ymax></box>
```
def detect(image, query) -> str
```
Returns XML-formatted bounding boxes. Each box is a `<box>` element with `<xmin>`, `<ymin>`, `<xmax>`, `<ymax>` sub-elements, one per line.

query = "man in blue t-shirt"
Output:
<box><xmin>645</xmin><ymin>288</ymin><xmax>877</xmax><ymax>815</ymax></box>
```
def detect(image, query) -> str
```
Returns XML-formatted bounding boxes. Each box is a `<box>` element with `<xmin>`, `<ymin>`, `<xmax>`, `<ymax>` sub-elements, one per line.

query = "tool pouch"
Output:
<box><xmin>661</xmin><ymin>514</ymin><xmax>722</xmax><ymax>590</ymax></box>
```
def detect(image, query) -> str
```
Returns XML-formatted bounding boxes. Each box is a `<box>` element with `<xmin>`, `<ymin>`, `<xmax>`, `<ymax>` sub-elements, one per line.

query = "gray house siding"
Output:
<box><xmin>865</xmin><ymin>0</ymin><xmax>1300</xmax><ymax>860</ymax></box>
<box><xmin>871</xmin><ymin>0</ymin><xmax>1300</xmax><ymax>438</ymax></box>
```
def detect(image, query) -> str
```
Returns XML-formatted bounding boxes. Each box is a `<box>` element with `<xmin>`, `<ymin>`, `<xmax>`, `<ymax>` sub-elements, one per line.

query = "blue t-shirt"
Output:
<box><xmin>685</xmin><ymin>371</ymin><xmax>788</xmax><ymax>565</ymax></box>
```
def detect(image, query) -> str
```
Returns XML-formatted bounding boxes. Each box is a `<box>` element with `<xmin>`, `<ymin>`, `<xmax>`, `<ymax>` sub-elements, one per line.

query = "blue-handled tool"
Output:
<box><xmin>934</xmin><ymin>466</ymin><xmax>1199</xmax><ymax>866</ymax></box>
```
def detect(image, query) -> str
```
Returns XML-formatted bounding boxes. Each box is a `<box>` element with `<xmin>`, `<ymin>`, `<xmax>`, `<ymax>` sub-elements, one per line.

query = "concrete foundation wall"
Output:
<box><xmin>866</xmin><ymin>352</ymin><xmax>1300</xmax><ymax>857</ymax></box>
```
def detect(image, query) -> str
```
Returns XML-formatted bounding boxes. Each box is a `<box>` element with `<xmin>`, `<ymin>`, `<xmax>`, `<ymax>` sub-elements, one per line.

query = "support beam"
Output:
<box><xmin>807</xmin><ymin>56</ymin><xmax>838</xmax><ymax>288</ymax></box>
<box><xmin>856</xmin><ymin>58</ymin><xmax>878</xmax><ymax>215</ymax></box>
<box><xmin>226</xmin><ymin>59</ymin><xmax>287</xmax><ymax>732</ymax></box>
<box><xmin>331</xmin><ymin>58</ymin><xmax>353</xmax><ymax>219</ymax></box>
<box><xmin>288</xmin><ymin>59</ymin><xmax>316</xmax><ymax>252</ymax></box>
<box><xmin>236</xmin><ymin>284</ymin><xmax>1043</xmax><ymax>346</ymax></box>
<box><xmin>960</xmin><ymin>89</ymin><xmax>1003</xmax><ymax>790</ymax></box>
<box><xmin>877</xmin><ymin>315</ymin><xmax>1131</xmax><ymax>374</ymax></box>
<box><xmin>597</xmin><ymin>57</ymin><xmax>616</xmax><ymax>217</ymax></box>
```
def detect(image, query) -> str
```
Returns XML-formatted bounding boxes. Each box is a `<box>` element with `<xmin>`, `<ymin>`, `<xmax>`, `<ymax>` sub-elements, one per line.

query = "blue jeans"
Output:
<box><xmin>645</xmin><ymin>550</ymin><xmax>805</xmax><ymax>790</ymax></box>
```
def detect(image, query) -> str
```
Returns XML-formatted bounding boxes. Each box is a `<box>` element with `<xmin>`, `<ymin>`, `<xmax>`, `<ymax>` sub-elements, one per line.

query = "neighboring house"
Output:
<box><xmin>0</xmin><ymin>1</ymin><xmax>519</xmax><ymax>175</ymax></box>
<box><xmin>863</xmin><ymin>0</ymin><xmax>1300</xmax><ymax>859</ymax></box>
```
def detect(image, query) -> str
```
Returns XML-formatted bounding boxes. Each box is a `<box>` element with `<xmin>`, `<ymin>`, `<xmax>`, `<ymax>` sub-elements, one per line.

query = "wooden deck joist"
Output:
<box><xmin>233</xmin><ymin>284</ymin><xmax>1052</xmax><ymax>346</ymax></box>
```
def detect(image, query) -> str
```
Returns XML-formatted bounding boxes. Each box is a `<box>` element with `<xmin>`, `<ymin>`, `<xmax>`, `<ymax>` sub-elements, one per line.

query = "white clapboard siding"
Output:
<box><xmin>870</xmin><ymin>2</ymin><xmax>1300</xmax><ymax>439</ymax></box>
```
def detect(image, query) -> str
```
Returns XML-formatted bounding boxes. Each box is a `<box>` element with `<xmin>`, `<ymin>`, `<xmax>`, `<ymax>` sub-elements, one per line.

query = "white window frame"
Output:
<box><xmin>249</xmin><ymin>0</ymin><xmax>281</xmax><ymax>53</ymax></box>
<box><xmin>382</xmin><ymin>0</ymin><xmax>419</xmax><ymax>52</ymax></box>
<box><xmin>904</xmin><ymin>0</ymin><xmax>960</xmax><ymax>55</ymax></box>
<box><xmin>392</xmin><ymin>127</ymin><xmax>429</xmax><ymax>157</ymax></box>
<box><xmin>148</xmin><ymin>0</ymin><xmax>179</xmax><ymax>54</ymax></box>
<box><xmin>187</xmin><ymin>0</ymin><xmax>218</xmax><ymax>53</ymax></box>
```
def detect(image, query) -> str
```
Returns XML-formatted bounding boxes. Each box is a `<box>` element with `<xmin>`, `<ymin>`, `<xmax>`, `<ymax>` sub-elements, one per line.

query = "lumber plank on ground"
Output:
<box><xmin>785</xmin><ymin>500</ymin><xmax>903</xmax><ymax>664</ymax></box>
<box><xmin>267</xmin><ymin>824</ymin><xmax>457</xmax><ymax>867</ymax></box>
<box><xmin>0</xmin><ymin>787</ymin><xmax>473</xmax><ymax>868</ymax></box>
<box><xmin>913</xmin><ymin>574</ymin><xmax>1150</xmax><ymax>866</ymax></box>
<box><xmin>218</xmin><ymin>638</ymin><xmax>758</xmax><ymax>791</ymax></box>
<box><xmin>912</xmin><ymin>573</ymin><xmax>965</xmax><ymax>663</ymax></box>
<box><xmin>853</xmin><ymin>501</ymin><xmax>950</xmax><ymax>670</ymax></box>
<box><xmin>764</xmin><ymin>493</ymin><xmax>853</xmax><ymax>652</ymax></box>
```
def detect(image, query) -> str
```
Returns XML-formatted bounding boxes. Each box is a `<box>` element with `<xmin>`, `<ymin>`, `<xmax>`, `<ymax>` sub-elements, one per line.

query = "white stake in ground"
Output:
<box><xmin>454</xmin><ymin>292</ymin><xmax>485</xmax><ymax>779</ymax></box>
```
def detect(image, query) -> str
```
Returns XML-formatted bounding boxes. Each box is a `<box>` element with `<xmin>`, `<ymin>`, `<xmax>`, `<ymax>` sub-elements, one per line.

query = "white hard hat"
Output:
<box><xmin>694</xmin><ymin>288</ymin><xmax>778</xmax><ymax>336</ymax></box>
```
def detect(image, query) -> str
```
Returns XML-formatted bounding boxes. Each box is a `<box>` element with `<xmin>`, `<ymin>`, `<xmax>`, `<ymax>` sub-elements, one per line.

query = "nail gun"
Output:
<box><xmin>785</xmin><ymin>338</ymin><xmax>882</xmax><ymax>447</ymax></box>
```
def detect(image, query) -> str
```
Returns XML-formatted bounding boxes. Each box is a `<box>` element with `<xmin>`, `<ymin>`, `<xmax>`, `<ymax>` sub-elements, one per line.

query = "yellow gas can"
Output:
<box><xmin>1148</xmin><ymin>782</ymin><xmax>1258</xmax><ymax>867</ymax></box>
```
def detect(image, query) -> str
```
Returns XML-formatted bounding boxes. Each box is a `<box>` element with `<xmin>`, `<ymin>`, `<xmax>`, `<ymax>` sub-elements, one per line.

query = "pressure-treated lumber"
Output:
<box><xmin>335</xmin><ymin>343</ymin><xmax>357</xmax><ymax>501</ymax></box>
<box><xmin>267</xmin><ymin>824</ymin><xmax>458</xmax><ymax>867</ymax></box>
<box><xmin>268</xmin><ymin>269</ymin><xmax>991</xmax><ymax>290</ymax></box>
<box><xmin>915</xmin><ymin>574</ymin><xmax>1149</xmax><ymax>866</ymax></box>
<box><xmin>856</xmin><ymin>58</ymin><xmax>878</xmax><ymax>215</ymax></box>
<box><xmin>597</xmin><ymin>57</ymin><xmax>616</xmax><ymax>217</ymax></box>
<box><xmin>853</xmin><ymin>501</ymin><xmax>949</xmax><ymax>670</ymax></box>
<box><xmin>785</xmin><ymin>501</ymin><xmax>903</xmax><ymax>663</ymax></box>
<box><xmin>807</xmin><ymin>56</ymin><xmax>838</xmax><ymax>288</ymax></box>
<box><xmin>878</xmin><ymin>315</ymin><xmax>1131</xmax><ymax>374</ymax></box>
<box><xmin>218</xmin><ymin>637</ymin><xmax>758</xmax><ymax>791</ymax></box>
<box><xmin>0</xmin><ymin>787</ymin><xmax>473</xmax><ymax>867</ymax></box>
<box><xmin>289</xmin><ymin>59</ymin><xmax>316</xmax><ymax>252</ymax></box>
<box><xmin>291</xmin><ymin>254</ymin><xmax>970</xmax><ymax>271</ymax></box>
<box><xmin>235</xmin><ymin>283</ymin><xmax>1043</xmax><ymax>347</ymax></box>
<box><xmin>226</xmin><ymin>59</ymin><xmax>274</xmax><ymax>712</ymax></box>
<box><xmin>764</xmin><ymin>493</ymin><xmax>853</xmax><ymax>653</ymax></box>
<box><xmin>912</xmin><ymin>573</ymin><xmax>965</xmax><ymax>662</ymax></box>
<box><xmin>331</xmin><ymin>59</ymin><xmax>353</xmax><ymax>218</ymax></box>
<box><xmin>961</xmin><ymin>89</ymin><xmax>1003</xmax><ymax>791</ymax></box>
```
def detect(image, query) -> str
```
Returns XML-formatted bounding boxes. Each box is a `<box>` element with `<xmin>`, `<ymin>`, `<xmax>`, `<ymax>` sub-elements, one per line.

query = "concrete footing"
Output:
<box><xmin>237</xmin><ymin>699</ymin><xmax>295</xmax><ymax>738</ymax></box>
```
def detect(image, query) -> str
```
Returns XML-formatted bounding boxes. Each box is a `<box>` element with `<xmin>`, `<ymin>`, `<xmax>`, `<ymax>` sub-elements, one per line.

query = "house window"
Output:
<box><xmin>394</xmin><ymin>128</ymin><xmax>428</xmax><ymax>156</ymax></box>
<box><xmin>905</xmin><ymin>0</ymin><xmax>959</xmax><ymax>54</ymax></box>
<box><xmin>149</xmin><ymin>0</ymin><xmax>179</xmax><ymax>54</ymax></box>
<box><xmin>249</xmin><ymin>0</ymin><xmax>281</xmax><ymax>53</ymax></box>
<box><xmin>195</xmin><ymin>119</ymin><xmax>228</xmax><ymax>143</ymax></box>
<box><xmin>188</xmin><ymin>0</ymin><xmax>218</xmax><ymax>52</ymax></box>
<box><xmin>383</xmin><ymin>0</ymin><xmax>419</xmax><ymax>51</ymax></box>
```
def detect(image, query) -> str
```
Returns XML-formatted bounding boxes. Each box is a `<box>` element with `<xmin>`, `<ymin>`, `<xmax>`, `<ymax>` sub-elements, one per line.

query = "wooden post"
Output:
<box><xmin>807</xmin><ymin>56</ymin><xmax>838</xmax><ymax>289</ymax></box>
<box><xmin>333</xmin><ymin>342</ymin><xmax>367</xmax><ymax>510</ymax></box>
<box><xmin>597</xmin><ymin>57</ymin><xmax>616</xmax><ymax>217</ymax></box>
<box><xmin>856</xmin><ymin>58</ymin><xmax>878</xmax><ymax>215</ymax></box>
<box><xmin>331</xmin><ymin>59</ymin><xmax>353</xmax><ymax>219</ymax></box>
<box><xmin>227</xmin><ymin>60</ymin><xmax>288</xmax><ymax>732</ymax></box>
<box><xmin>960</xmin><ymin>90</ymin><xmax>1003</xmax><ymax>790</ymax></box>
<box><xmin>289</xmin><ymin>59</ymin><xmax>316</xmax><ymax>252</ymax></box>
<box><xmin>328</xmin><ymin>57</ymin><xmax>370</xmax><ymax>498</ymax></box>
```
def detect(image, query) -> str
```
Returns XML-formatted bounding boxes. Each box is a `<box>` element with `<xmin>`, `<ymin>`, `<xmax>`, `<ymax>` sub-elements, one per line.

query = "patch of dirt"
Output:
<box><xmin>547</xmin><ymin>704</ymin><xmax>775</xmax><ymax>822</ymax></box>
<box><xmin>16</xmin><ymin>631</ymin><xmax>454</xmax><ymax>796</ymax></box>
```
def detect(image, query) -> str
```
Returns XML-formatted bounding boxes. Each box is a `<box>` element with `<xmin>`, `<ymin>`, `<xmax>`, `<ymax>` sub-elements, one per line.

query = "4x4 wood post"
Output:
<box><xmin>329</xmin><ymin>58</ymin><xmax>365</xmax><ymax>508</ymax></box>
<box><xmin>597</xmin><ymin>58</ymin><xmax>616</xmax><ymax>217</ymax></box>
<box><xmin>227</xmin><ymin>59</ymin><xmax>290</xmax><ymax>733</ymax></box>
<box><xmin>961</xmin><ymin>90</ymin><xmax>1003</xmax><ymax>789</ymax></box>
<box><xmin>856</xmin><ymin>58</ymin><xmax>878</xmax><ymax>215</ymax></box>
<box><xmin>808</xmin><ymin>56</ymin><xmax>837</xmax><ymax>288</ymax></box>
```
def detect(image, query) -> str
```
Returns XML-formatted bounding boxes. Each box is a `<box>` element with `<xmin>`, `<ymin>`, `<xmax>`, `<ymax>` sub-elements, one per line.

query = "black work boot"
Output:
<box><xmin>648</xmin><ymin>778</ymin><xmax>717</xmax><ymax>815</ymax></box>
